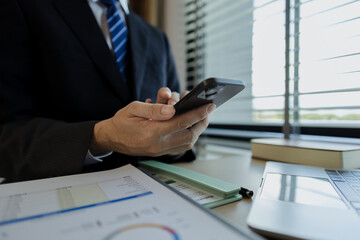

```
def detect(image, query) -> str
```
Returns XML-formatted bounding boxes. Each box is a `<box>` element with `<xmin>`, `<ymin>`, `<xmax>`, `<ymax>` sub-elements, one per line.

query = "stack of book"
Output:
<box><xmin>251</xmin><ymin>138</ymin><xmax>360</xmax><ymax>168</ymax></box>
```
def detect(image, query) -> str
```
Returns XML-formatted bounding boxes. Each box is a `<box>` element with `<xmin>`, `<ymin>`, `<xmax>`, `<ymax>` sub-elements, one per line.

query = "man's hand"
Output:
<box><xmin>90</xmin><ymin>101</ymin><xmax>215</xmax><ymax>157</ymax></box>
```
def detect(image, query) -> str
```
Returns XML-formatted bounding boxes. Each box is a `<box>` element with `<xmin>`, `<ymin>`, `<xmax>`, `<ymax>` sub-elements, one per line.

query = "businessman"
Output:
<box><xmin>0</xmin><ymin>0</ymin><xmax>214</xmax><ymax>183</ymax></box>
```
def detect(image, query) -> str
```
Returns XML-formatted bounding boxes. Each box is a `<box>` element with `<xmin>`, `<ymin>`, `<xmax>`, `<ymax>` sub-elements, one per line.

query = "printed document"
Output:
<box><xmin>0</xmin><ymin>164</ymin><xmax>253</xmax><ymax>240</ymax></box>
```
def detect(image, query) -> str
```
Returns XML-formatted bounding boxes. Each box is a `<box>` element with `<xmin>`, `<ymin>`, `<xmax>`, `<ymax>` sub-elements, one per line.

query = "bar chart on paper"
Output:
<box><xmin>0</xmin><ymin>175</ymin><xmax>151</xmax><ymax>226</ymax></box>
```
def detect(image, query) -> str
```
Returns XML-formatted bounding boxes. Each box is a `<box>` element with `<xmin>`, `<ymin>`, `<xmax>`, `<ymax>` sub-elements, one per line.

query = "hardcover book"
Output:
<box><xmin>251</xmin><ymin>138</ymin><xmax>360</xmax><ymax>169</ymax></box>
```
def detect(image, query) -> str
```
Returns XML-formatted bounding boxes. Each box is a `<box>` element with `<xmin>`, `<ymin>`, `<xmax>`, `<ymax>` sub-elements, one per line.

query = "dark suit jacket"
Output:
<box><xmin>0</xmin><ymin>0</ymin><xmax>194</xmax><ymax>183</ymax></box>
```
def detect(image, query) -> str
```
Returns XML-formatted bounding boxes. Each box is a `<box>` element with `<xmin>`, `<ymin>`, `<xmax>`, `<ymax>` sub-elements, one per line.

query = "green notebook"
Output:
<box><xmin>139</xmin><ymin>160</ymin><xmax>243</xmax><ymax>208</ymax></box>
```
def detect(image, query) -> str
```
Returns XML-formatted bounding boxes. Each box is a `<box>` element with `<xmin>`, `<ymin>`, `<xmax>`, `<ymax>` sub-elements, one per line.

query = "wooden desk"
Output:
<box><xmin>173</xmin><ymin>141</ymin><xmax>267</xmax><ymax>234</ymax></box>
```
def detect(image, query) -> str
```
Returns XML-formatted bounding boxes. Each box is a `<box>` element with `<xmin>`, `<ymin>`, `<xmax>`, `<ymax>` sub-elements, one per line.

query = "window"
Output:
<box><xmin>185</xmin><ymin>0</ymin><xmax>360</xmax><ymax>139</ymax></box>
<box><xmin>296</xmin><ymin>0</ymin><xmax>360</xmax><ymax>127</ymax></box>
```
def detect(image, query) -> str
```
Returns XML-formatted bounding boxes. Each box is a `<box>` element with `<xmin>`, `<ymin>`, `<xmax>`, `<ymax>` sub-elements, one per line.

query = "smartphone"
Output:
<box><xmin>174</xmin><ymin>78</ymin><xmax>245</xmax><ymax>115</ymax></box>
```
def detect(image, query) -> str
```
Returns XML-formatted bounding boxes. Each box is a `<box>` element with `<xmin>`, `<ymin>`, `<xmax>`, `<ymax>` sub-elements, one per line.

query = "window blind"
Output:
<box><xmin>293</xmin><ymin>0</ymin><xmax>360</xmax><ymax>128</ymax></box>
<box><xmin>185</xmin><ymin>0</ymin><xmax>206</xmax><ymax>89</ymax></box>
<box><xmin>185</xmin><ymin>0</ymin><xmax>286</xmax><ymax>125</ymax></box>
<box><xmin>184</xmin><ymin>0</ymin><xmax>360</xmax><ymax>138</ymax></box>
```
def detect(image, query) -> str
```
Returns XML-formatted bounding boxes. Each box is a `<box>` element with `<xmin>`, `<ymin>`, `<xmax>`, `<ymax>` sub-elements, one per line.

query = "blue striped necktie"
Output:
<box><xmin>100</xmin><ymin>0</ymin><xmax>128</xmax><ymax>82</ymax></box>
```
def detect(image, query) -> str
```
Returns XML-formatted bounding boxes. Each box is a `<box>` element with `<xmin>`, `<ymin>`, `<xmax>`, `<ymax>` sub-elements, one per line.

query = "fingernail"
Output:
<box><xmin>161</xmin><ymin>105</ymin><xmax>174</xmax><ymax>115</ymax></box>
<box><xmin>169</xmin><ymin>100</ymin><xmax>177</xmax><ymax>105</ymax></box>
<box><xmin>207</xmin><ymin>104</ymin><xmax>216</xmax><ymax>113</ymax></box>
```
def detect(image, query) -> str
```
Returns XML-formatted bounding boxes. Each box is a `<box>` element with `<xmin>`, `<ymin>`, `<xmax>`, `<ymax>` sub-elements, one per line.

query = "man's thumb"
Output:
<box><xmin>129</xmin><ymin>101</ymin><xmax>175</xmax><ymax>120</ymax></box>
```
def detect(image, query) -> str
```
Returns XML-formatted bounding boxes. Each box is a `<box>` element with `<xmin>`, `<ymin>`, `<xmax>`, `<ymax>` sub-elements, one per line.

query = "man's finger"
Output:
<box><xmin>127</xmin><ymin>101</ymin><xmax>175</xmax><ymax>120</ymax></box>
<box><xmin>180</xmin><ymin>90</ymin><xmax>189</xmax><ymax>99</ymax></box>
<box><xmin>156</xmin><ymin>87</ymin><xmax>172</xmax><ymax>104</ymax></box>
<box><xmin>188</xmin><ymin>117</ymin><xmax>210</xmax><ymax>137</ymax></box>
<box><xmin>168</xmin><ymin>92</ymin><xmax>180</xmax><ymax>105</ymax></box>
<box><xmin>160</xmin><ymin>103</ymin><xmax>215</xmax><ymax>134</ymax></box>
<box><xmin>162</xmin><ymin>117</ymin><xmax>208</xmax><ymax>150</ymax></box>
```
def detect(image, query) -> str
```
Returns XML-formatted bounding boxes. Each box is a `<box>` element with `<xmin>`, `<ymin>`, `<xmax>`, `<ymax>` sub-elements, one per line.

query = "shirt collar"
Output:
<box><xmin>90</xmin><ymin>0</ymin><xmax>129</xmax><ymax>15</ymax></box>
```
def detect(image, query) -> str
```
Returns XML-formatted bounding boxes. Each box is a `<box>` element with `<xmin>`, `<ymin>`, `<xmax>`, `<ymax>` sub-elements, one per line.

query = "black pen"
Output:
<box><xmin>239</xmin><ymin>187</ymin><xmax>254</xmax><ymax>198</ymax></box>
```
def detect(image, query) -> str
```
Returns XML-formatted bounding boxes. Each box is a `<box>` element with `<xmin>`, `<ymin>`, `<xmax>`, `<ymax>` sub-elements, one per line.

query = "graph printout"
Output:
<box><xmin>0</xmin><ymin>165</ymin><xmax>253</xmax><ymax>240</ymax></box>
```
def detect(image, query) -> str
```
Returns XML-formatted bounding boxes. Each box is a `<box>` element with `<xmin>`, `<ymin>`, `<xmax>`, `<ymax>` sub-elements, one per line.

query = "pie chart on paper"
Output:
<box><xmin>103</xmin><ymin>223</ymin><xmax>180</xmax><ymax>240</ymax></box>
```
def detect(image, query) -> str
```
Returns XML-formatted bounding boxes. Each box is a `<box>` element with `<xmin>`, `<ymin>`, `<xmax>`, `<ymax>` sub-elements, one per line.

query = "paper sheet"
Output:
<box><xmin>0</xmin><ymin>165</ymin><xmax>251</xmax><ymax>240</ymax></box>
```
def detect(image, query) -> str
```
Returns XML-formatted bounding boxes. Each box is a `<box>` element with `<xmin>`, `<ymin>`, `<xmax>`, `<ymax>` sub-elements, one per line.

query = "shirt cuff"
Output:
<box><xmin>84</xmin><ymin>150</ymin><xmax>113</xmax><ymax>165</ymax></box>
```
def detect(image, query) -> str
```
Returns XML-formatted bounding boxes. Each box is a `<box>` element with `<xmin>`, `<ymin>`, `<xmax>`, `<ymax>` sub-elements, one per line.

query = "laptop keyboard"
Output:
<box><xmin>326</xmin><ymin>169</ymin><xmax>360</xmax><ymax>215</ymax></box>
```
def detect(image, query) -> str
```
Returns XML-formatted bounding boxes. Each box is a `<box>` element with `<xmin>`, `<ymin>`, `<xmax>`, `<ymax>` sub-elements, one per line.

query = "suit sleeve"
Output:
<box><xmin>0</xmin><ymin>0</ymin><xmax>94</xmax><ymax>183</ymax></box>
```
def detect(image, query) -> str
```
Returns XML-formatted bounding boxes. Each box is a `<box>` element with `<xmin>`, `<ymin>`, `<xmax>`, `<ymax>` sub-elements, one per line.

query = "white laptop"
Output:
<box><xmin>247</xmin><ymin>161</ymin><xmax>360</xmax><ymax>240</ymax></box>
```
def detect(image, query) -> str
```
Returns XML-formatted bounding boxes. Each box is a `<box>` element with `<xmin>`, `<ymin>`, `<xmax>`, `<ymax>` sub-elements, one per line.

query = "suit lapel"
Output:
<box><xmin>127</xmin><ymin>11</ymin><xmax>149</xmax><ymax>100</ymax></box>
<box><xmin>53</xmin><ymin>0</ymin><xmax>129</xmax><ymax>102</ymax></box>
